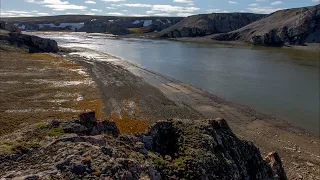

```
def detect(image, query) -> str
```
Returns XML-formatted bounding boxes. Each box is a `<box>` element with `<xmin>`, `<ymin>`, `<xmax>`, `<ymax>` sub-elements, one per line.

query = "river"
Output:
<box><xmin>30</xmin><ymin>32</ymin><xmax>320</xmax><ymax>135</ymax></box>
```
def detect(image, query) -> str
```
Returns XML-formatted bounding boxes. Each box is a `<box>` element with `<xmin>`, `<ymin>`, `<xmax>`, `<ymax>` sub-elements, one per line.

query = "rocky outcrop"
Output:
<box><xmin>0</xmin><ymin>21</ymin><xmax>21</xmax><ymax>33</ymax></box>
<box><xmin>212</xmin><ymin>5</ymin><xmax>320</xmax><ymax>46</ymax></box>
<box><xmin>8</xmin><ymin>33</ymin><xmax>58</xmax><ymax>53</ymax></box>
<box><xmin>0</xmin><ymin>112</ymin><xmax>287</xmax><ymax>179</ymax></box>
<box><xmin>159</xmin><ymin>13</ymin><xmax>265</xmax><ymax>38</ymax></box>
<box><xmin>0</xmin><ymin>21</ymin><xmax>58</xmax><ymax>53</ymax></box>
<box><xmin>79</xmin><ymin>17</ymin><xmax>183</xmax><ymax>34</ymax></box>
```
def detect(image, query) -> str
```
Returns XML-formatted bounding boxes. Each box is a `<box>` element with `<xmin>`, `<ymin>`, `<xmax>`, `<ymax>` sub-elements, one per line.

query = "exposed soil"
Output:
<box><xmin>0</xmin><ymin>46</ymin><xmax>105</xmax><ymax>153</ymax></box>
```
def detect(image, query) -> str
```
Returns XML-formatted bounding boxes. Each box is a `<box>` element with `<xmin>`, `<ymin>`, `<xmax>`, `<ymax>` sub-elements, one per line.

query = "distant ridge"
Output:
<box><xmin>158</xmin><ymin>13</ymin><xmax>265</xmax><ymax>38</ymax></box>
<box><xmin>212</xmin><ymin>5</ymin><xmax>320</xmax><ymax>46</ymax></box>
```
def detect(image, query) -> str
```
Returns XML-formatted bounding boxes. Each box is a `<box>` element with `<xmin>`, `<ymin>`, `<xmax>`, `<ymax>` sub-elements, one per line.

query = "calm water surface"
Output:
<box><xmin>32</xmin><ymin>32</ymin><xmax>320</xmax><ymax>135</ymax></box>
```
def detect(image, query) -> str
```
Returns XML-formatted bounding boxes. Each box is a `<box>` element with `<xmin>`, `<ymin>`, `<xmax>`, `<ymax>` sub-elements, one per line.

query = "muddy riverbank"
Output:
<box><xmin>61</xmin><ymin>47</ymin><xmax>320</xmax><ymax>180</ymax></box>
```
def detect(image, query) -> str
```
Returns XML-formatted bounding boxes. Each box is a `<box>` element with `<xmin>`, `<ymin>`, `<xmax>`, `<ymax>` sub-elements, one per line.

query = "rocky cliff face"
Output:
<box><xmin>159</xmin><ymin>13</ymin><xmax>265</xmax><ymax>38</ymax></box>
<box><xmin>0</xmin><ymin>21</ymin><xmax>21</xmax><ymax>33</ymax></box>
<box><xmin>0</xmin><ymin>21</ymin><xmax>58</xmax><ymax>53</ymax></box>
<box><xmin>212</xmin><ymin>5</ymin><xmax>320</xmax><ymax>46</ymax></box>
<box><xmin>0</xmin><ymin>112</ymin><xmax>287</xmax><ymax>179</ymax></box>
<box><xmin>79</xmin><ymin>17</ymin><xmax>183</xmax><ymax>34</ymax></box>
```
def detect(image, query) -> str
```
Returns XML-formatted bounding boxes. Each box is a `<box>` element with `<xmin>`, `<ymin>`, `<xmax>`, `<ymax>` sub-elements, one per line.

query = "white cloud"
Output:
<box><xmin>249</xmin><ymin>3</ymin><xmax>259</xmax><ymax>7</ymax></box>
<box><xmin>85</xmin><ymin>12</ymin><xmax>96</xmax><ymax>15</ymax></box>
<box><xmin>228</xmin><ymin>1</ymin><xmax>238</xmax><ymax>4</ymax></box>
<box><xmin>37</xmin><ymin>12</ymin><xmax>49</xmax><ymax>15</ymax></box>
<box><xmin>91</xmin><ymin>9</ymin><xmax>102</xmax><ymax>12</ymax></box>
<box><xmin>0</xmin><ymin>10</ymin><xmax>49</xmax><ymax>17</ymax></box>
<box><xmin>25</xmin><ymin>0</ymin><xmax>87</xmax><ymax>11</ymax></box>
<box><xmin>248</xmin><ymin>6</ymin><xmax>283</xmax><ymax>13</ymax></box>
<box><xmin>45</xmin><ymin>4</ymin><xmax>87</xmax><ymax>11</ymax></box>
<box><xmin>176</xmin><ymin>13</ymin><xmax>194</xmax><ymax>17</ymax></box>
<box><xmin>106</xmin><ymin>7</ymin><xmax>117</xmax><ymax>9</ymax></box>
<box><xmin>173</xmin><ymin>0</ymin><xmax>194</xmax><ymax>6</ymax></box>
<box><xmin>102</xmin><ymin>0</ymin><xmax>125</xmax><ymax>2</ymax></box>
<box><xmin>85</xmin><ymin>1</ymin><xmax>96</xmax><ymax>4</ymax></box>
<box><xmin>312</xmin><ymin>0</ymin><xmax>320</xmax><ymax>2</ymax></box>
<box><xmin>151</xmin><ymin>5</ymin><xmax>199</xmax><ymax>13</ymax></box>
<box><xmin>271</xmin><ymin>1</ymin><xmax>283</xmax><ymax>5</ymax></box>
<box><xmin>106</xmin><ymin>12</ymin><xmax>124</xmax><ymax>16</ymax></box>
<box><xmin>120</xmin><ymin>4</ymin><xmax>152</xmax><ymax>8</ymax></box>
<box><xmin>127</xmin><ymin>14</ymin><xmax>149</xmax><ymax>16</ymax></box>
<box><xmin>152</xmin><ymin>13</ymin><xmax>171</xmax><ymax>16</ymax></box>
<box><xmin>206</xmin><ymin>9</ymin><xmax>229</xmax><ymax>13</ymax></box>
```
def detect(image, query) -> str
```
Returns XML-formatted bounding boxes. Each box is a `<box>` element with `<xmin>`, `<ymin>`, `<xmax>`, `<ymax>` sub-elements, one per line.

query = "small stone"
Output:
<box><xmin>101</xmin><ymin>146</ymin><xmax>115</xmax><ymax>156</ymax></box>
<box><xmin>142</xmin><ymin>136</ymin><xmax>153</xmax><ymax>150</ymax></box>
<box><xmin>306</xmin><ymin>162</ymin><xmax>315</xmax><ymax>167</ymax></box>
<box><xmin>51</xmin><ymin>119</ymin><xmax>60</xmax><ymax>128</ymax></box>
<box><xmin>71</xmin><ymin>163</ymin><xmax>86</xmax><ymax>175</ymax></box>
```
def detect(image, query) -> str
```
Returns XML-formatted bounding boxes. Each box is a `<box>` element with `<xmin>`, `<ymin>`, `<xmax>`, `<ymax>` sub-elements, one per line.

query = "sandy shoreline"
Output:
<box><xmin>61</xmin><ymin>47</ymin><xmax>320</xmax><ymax>179</ymax></box>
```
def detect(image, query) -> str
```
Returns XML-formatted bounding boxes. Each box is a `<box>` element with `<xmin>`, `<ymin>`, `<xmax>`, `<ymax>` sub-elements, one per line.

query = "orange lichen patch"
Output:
<box><xmin>76</xmin><ymin>98</ymin><xmax>105</xmax><ymax>120</ymax></box>
<box><xmin>29</xmin><ymin>53</ymin><xmax>60</xmax><ymax>61</ymax></box>
<box><xmin>110</xmin><ymin>110</ymin><xmax>150</xmax><ymax>135</ymax></box>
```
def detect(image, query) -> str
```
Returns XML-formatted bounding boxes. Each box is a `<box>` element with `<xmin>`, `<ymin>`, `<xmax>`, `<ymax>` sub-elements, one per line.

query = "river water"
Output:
<box><xmin>31</xmin><ymin>32</ymin><xmax>320</xmax><ymax>135</ymax></box>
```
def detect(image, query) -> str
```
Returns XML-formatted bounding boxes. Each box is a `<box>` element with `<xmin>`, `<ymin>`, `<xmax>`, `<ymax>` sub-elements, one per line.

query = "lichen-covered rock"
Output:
<box><xmin>213</xmin><ymin>5</ymin><xmax>320</xmax><ymax>46</ymax></box>
<box><xmin>0</xmin><ymin>117</ymin><xmax>286</xmax><ymax>180</ymax></box>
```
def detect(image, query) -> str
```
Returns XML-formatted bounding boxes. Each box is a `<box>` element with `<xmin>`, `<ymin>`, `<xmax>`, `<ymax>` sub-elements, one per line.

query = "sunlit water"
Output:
<box><xmin>30</xmin><ymin>32</ymin><xmax>320</xmax><ymax>135</ymax></box>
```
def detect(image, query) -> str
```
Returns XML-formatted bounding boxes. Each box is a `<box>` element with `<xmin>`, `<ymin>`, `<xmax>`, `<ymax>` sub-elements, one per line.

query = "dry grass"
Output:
<box><xmin>110</xmin><ymin>110</ymin><xmax>150</xmax><ymax>134</ymax></box>
<box><xmin>0</xmin><ymin>50</ymin><xmax>105</xmax><ymax>136</ymax></box>
<box><xmin>128</xmin><ymin>26</ymin><xmax>153</xmax><ymax>34</ymax></box>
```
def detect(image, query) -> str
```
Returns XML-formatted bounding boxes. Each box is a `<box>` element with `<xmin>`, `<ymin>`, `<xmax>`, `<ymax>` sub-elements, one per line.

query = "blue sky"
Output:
<box><xmin>0</xmin><ymin>0</ymin><xmax>319</xmax><ymax>17</ymax></box>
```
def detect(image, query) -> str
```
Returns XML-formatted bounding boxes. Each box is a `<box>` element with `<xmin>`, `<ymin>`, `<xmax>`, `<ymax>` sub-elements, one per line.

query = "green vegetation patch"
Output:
<box><xmin>48</xmin><ymin>128</ymin><xmax>64</xmax><ymax>137</ymax></box>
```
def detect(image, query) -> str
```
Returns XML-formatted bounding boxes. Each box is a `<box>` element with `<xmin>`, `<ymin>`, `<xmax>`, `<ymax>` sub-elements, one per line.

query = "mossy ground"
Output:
<box><xmin>0</xmin><ymin>48</ymin><xmax>153</xmax><ymax>154</ymax></box>
<box><xmin>128</xmin><ymin>26</ymin><xmax>153</xmax><ymax>34</ymax></box>
<box><xmin>0</xmin><ymin>49</ymin><xmax>107</xmax><ymax>153</ymax></box>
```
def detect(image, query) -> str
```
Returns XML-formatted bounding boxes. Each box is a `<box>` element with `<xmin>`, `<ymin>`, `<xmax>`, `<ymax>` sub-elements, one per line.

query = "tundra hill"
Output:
<box><xmin>159</xmin><ymin>13</ymin><xmax>265</xmax><ymax>38</ymax></box>
<box><xmin>1</xmin><ymin>15</ymin><xmax>183</xmax><ymax>34</ymax></box>
<box><xmin>0</xmin><ymin>15</ymin><xmax>182</xmax><ymax>24</ymax></box>
<box><xmin>212</xmin><ymin>5</ymin><xmax>320</xmax><ymax>46</ymax></box>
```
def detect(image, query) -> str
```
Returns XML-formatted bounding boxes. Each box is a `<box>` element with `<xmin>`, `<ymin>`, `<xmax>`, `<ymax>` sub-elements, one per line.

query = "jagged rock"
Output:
<box><xmin>53</xmin><ymin>112</ymin><xmax>120</xmax><ymax>136</ymax></box>
<box><xmin>71</xmin><ymin>163</ymin><xmax>87</xmax><ymax>175</ymax></box>
<box><xmin>62</xmin><ymin>123</ymin><xmax>88</xmax><ymax>134</ymax></box>
<box><xmin>51</xmin><ymin>119</ymin><xmax>60</xmax><ymax>128</ymax></box>
<box><xmin>101</xmin><ymin>145</ymin><xmax>116</xmax><ymax>157</ymax></box>
<box><xmin>159</xmin><ymin>13</ymin><xmax>265</xmax><ymax>38</ymax></box>
<box><xmin>213</xmin><ymin>5</ymin><xmax>320</xmax><ymax>46</ymax></box>
<box><xmin>0</xmin><ymin>117</ymin><xmax>286</xmax><ymax>180</ymax></box>
<box><xmin>265</xmin><ymin>152</ymin><xmax>288</xmax><ymax>180</ymax></box>
<box><xmin>59</xmin><ymin>134</ymin><xmax>106</xmax><ymax>146</ymax></box>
